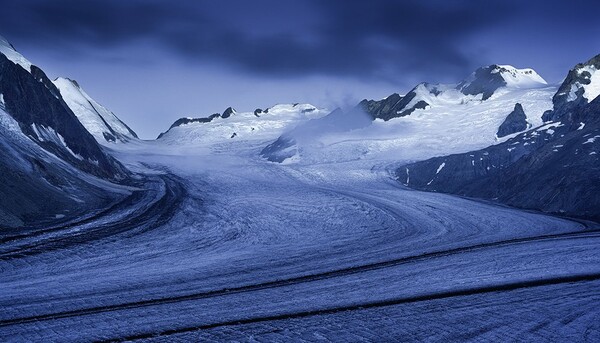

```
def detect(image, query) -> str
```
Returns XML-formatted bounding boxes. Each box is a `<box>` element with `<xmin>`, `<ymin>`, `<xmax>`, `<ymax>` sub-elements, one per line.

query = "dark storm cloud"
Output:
<box><xmin>0</xmin><ymin>0</ymin><xmax>512</xmax><ymax>79</ymax></box>
<box><xmin>2</xmin><ymin>1</ymin><xmax>156</xmax><ymax>43</ymax></box>
<box><xmin>3</xmin><ymin>0</ymin><xmax>598</xmax><ymax>139</ymax></box>
<box><xmin>0</xmin><ymin>0</ymin><xmax>598</xmax><ymax>82</ymax></box>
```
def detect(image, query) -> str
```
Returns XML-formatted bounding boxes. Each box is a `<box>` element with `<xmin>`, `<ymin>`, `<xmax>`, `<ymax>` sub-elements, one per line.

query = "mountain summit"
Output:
<box><xmin>457</xmin><ymin>64</ymin><xmax>547</xmax><ymax>100</ymax></box>
<box><xmin>53</xmin><ymin>77</ymin><xmax>138</xmax><ymax>144</ymax></box>
<box><xmin>0</xmin><ymin>35</ymin><xmax>32</xmax><ymax>72</ymax></box>
<box><xmin>542</xmin><ymin>54</ymin><xmax>600</xmax><ymax>123</ymax></box>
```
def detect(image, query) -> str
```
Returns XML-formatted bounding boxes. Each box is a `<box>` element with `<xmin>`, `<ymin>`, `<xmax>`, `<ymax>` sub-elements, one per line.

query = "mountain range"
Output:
<box><xmin>399</xmin><ymin>55</ymin><xmax>600</xmax><ymax>220</ymax></box>
<box><xmin>0</xmin><ymin>34</ymin><xmax>598</xmax><ymax>225</ymax></box>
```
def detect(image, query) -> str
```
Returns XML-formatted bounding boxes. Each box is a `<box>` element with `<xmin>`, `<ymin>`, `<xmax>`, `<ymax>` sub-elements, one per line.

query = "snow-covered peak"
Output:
<box><xmin>493</xmin><ymin>65</ymin><xmax>548</xmax><ymax>88</ymax></box>
<box><xmin>407</xmin><ymin>82</ymin><xmax>445</xmax><ymax>101</ymax></box>
<box><xmin>265</xmin><ymin>103</ymin><xmax>321</xmax><ymax>117</ymax></box>
<box><xmin>0</xmin><ymin>35</ymin><xmax>32</xmax><ymax>72</ymax></box>
<box><xmin>157</xmin><ymin>103</ymin><xmax>326</xmax><ymax>144</ymax></box>
<box><xmin>458</xmin><ymin>64</ymin><xmax>547</xmax><ymax>100</ymax></box>
<box><xmin>53</xmin><ymin>77</ymin><xmax>138</xmax><ymax>144</ymax></box>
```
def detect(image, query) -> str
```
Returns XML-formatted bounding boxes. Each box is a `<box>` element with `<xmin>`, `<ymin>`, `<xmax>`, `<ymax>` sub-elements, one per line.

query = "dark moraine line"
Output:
<box><xmin>99</xmin><ymin>273</ymin><xmax>600</xmax><ymax>342</ymax></box>
<box><xmin>0</xmin><ymin>174</ymin><xmax>186</xmax><ymax>260</ymax></box>
<box><xmin>0</xmin><ymin>187</ymin><xmax>147</xmax><ymax>244</ymax></box>
<box><xmin>1</xmin><ymin>229</ymin><xmax>599</xmax><ymax>327</ymax></box>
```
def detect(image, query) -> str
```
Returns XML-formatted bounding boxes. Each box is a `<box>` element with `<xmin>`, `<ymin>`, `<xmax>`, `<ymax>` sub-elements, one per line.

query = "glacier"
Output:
<box><xmin>1</xmin><ymin>124</ymin><xmax>599</xmax><ymax>341</ymax></box>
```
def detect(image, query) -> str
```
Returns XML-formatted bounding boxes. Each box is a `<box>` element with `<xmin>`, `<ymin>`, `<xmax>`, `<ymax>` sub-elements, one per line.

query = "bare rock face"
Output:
<box><xmin>497</xmin><ymin>103</ymin><xmax>529</xmax><ymax>138</ymax></box>
<box><xmin>358</xmin><ymin>83</ymin><xmax>433</xmax><ymax>121</ymax></box>
<box><xmin>221</xmin><ymin>106</ymin><xmax>236</xmax><ymax>119</ymax></box>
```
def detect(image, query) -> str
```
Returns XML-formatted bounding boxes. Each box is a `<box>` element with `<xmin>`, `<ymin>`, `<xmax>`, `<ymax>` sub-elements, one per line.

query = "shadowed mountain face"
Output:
<box><xmin>398</xmin><ymin>55</ymin><xmax>600</xmax><ymax>221</ymax></box>
<box><xmin>497</xmin><ymin>103</ymin><xmax>529</xmax><ymax>138</ymax></box>
<box><xmin>456</xmin><ymin>65</ymin><xmax>508</xmax><ymax>100</ymax></box>
<box><xmin>0</xmin><ymin>41</ymin><xmax>130</xmax><ymax>228</ymax></box>
<box><xmin>0</xmin><ymin>54</ymin><xmax>126</xmax><ymax>179</ymax></box>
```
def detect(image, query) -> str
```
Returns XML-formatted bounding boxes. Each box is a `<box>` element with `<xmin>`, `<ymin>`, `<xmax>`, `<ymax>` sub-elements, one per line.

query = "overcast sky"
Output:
<box><xmin>1</xmin><ymin>0</ymin><xmax>599</xmax><ymax>138</ymax></box>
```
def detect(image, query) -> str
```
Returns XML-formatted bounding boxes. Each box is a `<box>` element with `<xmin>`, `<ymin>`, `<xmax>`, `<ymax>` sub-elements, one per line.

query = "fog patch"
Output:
<box><xmin>261</xmin><ymin>105</ymin><xmax>373</xmax><ymax>162</ymax></box>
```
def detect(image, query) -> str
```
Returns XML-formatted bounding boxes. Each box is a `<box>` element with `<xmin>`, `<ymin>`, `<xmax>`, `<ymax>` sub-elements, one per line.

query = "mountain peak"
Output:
<box><xmin>0</xmin><ymin>34</ymin><xmax>16</xmax><ymax>50</ymax></box>
<box><xmin>359</xmin><ymin>82</ymin><xmax>438</xmax><ymax>121</ymax></box>
<box><xmin>492</xmin><ymin>65</ymin><xmax>547</xmax><ymax>88</ymax></box>
<box><xmin>0</xmin><ymin>35</ymin><xmax>32</xmax><ymax>72</ymax></box>
<box><xmin>457</xmin><ymin>64</ymin><xmax>547</xmax><ymax>100</ymax></box>
<box><xmin>221</xmin><ymin>106</ymin><xmax>236</xmax><ymax>119</ymax></box>
<box><xmin>566</xmin><ymin>54</ymin><xmax>600</xmax><ymax>73</ymax></box>
<box><xmin>542</xmin><ymin>53</ymin><xmax>600</xmax><ymax>123</ymax></box>
<box><xmin>55</xmin><ymin>77</ymin><xmax>81</xmax><ymax>89</ymax></box>
<box><xmin>53</xmin><ymin>77</ymin><xmax>138</xmax><ymax>143</ymax></box>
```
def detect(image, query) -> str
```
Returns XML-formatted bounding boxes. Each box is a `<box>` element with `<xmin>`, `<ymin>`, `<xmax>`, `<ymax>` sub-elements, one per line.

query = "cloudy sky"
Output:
<box><xmin>1</xmin><ymin>0</ymin><xmax>599</xmax><ymax>138</ymax></box>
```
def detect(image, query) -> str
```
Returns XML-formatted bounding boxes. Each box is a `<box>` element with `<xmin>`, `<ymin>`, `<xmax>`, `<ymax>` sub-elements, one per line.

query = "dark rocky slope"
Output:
<box><xmin>0</xmin><ymin>44</ymin><xmax>130</xmax><ymax>228</ymax></box>
<box><xmin>0</xmin><ymin>54</ymin><xmax>126</xmax><ymax>179</ymax></box>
